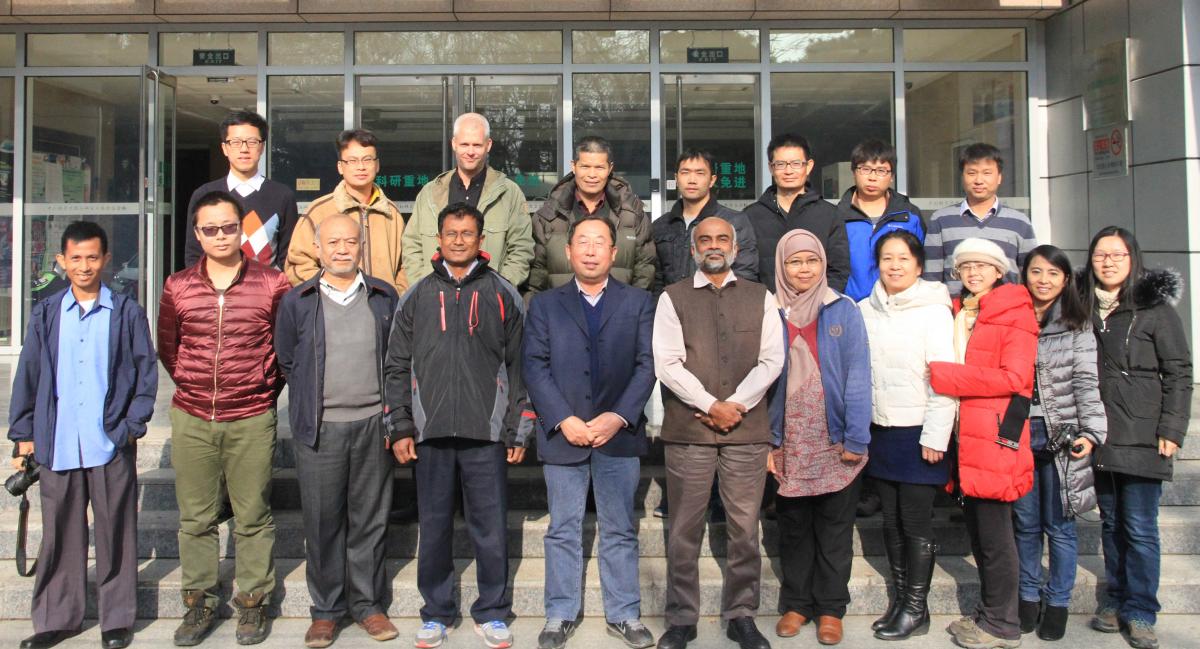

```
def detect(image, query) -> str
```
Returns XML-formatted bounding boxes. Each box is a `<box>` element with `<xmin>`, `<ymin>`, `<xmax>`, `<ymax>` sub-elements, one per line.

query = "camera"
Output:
<box><xmin>5</xmin><ymin>455</ymin><xmax>40</xmax><ymax>497</ymax></box>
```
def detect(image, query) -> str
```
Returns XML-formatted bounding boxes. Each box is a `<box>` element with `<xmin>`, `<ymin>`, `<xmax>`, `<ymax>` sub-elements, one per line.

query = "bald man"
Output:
<box><xmin>274</xmin><ymin>213</ymin><xmax>401</xmax><ymax>647</ymax></box>
<box><xmin>401</xmin><ymin>112</ymin><xmax>534</xmax><ymax>289</ymax></box>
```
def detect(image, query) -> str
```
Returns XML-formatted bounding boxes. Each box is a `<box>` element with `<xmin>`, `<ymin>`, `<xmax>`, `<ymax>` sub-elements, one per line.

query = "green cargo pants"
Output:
<box><xmin>171</xmin><ymin>406</ymin><xmax>277</xmax><ymax>609</ymax></box>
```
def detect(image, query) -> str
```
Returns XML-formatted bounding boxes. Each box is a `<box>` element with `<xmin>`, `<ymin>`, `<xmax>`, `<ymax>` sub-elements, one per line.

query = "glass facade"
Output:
<box><xmin>0</xmin><ymin>23</ymin><xmax>1038</xmax><ymax>349</ymax></box>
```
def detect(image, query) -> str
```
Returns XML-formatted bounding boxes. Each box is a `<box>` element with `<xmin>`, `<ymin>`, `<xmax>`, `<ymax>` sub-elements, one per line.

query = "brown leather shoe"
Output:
<box><xmin>776</xmin><ymin>611</ymin><xmax>809</xmax><ymax>637</ymax></box>
<box><xmin>304</xmin><ymin>620</ymin><xmax>337</xmax><ymax>648</ymax></box>
<box><xmin>817</xmin><ymin>616</ymin><xmax>843</xmax><ymax>645</ymax></box>
<box><xmin>358</xmin><ymin>614</ymin><xmax>399</xmax><ymax>642</ymax></box>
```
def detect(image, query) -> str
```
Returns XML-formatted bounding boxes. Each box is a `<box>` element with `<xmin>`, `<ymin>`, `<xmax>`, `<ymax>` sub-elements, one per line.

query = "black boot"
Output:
<box><xmin>1037</xmin><ymin>604</ymin><xmax>1069</xmax><ymax>641</ymax></box>
<box><xmin>872</xmin><ymin>525</ymin><xmax>907</xmax><ymax>631</ymax></box>
<box><xmin>875</xmin><ymin>537</ymin><xmax>936</xmax><ymax>641</ymax></box>
<box><xmin>1019</xmin><ymin>599</ymin><xmax>1041</xmax><ymax>634</ymax></box>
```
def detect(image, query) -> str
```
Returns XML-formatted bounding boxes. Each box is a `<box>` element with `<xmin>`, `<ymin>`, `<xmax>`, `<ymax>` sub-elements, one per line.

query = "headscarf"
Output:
<box><xmin>774</xmin><ymin>230</ymin><xmax>837</xmax><ymax>395</ymax></box>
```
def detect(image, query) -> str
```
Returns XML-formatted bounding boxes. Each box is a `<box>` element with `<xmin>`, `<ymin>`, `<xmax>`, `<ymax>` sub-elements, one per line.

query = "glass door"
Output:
<box><xmin>144</xmin><ymin>68</ymin><xmax>176</xmax><ymax>329</ymax></box>
<box><xmin>357</xmin><ymin>75</ymin><xmax>561</xmax><ymax>211</ymax></box>
<box><xmin>662</xmin><ymin>74</ymin><xmax>759</xmax><ymax>210</ymax></box>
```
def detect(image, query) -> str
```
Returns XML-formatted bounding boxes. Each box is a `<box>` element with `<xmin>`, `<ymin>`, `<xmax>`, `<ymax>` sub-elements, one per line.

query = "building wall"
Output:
<box><xmin>1046</xmin><ymin>0</ymin><xmax>1200</xmax><ymax>356</ymax></box>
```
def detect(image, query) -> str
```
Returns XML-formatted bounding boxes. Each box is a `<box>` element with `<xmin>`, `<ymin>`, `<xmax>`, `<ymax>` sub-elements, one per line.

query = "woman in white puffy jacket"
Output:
<box><xmin>858</xmin><ymin>230</ymin><xmax>958</xmax><ymax>641</ymax></box>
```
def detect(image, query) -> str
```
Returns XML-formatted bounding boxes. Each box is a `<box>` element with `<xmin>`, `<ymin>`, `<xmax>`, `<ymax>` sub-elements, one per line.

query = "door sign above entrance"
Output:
<box><xmin>687</xmin><ymin>48</ymin><xmax>729</xmax><ymax>63</ymax></box>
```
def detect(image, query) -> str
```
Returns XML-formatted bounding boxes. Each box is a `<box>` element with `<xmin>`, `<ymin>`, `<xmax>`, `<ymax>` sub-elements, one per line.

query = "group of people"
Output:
<box><xmin>7</xmin><ymin>109</ymin><xmax>1191</xmax><ymax>649</ymax></box>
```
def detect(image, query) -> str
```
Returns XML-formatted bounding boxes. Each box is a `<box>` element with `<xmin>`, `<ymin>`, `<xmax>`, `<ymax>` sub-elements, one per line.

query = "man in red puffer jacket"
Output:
<box><xmin>158</xmin><ymin>190</ymin><xmax>292</xmax><ymax>647</ymax></box>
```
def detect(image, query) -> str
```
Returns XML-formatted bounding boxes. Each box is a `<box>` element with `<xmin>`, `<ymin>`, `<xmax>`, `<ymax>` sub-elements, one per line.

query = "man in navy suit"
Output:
<box><xmin>523</xmin><ymin>216</ymin><xmax>657</xmax><ymax>649</ymax></box>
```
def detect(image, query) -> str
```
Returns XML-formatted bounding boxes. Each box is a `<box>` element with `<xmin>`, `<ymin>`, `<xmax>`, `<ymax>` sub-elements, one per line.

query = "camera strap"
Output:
<box><xmin>15</xmin><ymin>493</ymin><xmax>36</xmax><ymax>577</ymax></box>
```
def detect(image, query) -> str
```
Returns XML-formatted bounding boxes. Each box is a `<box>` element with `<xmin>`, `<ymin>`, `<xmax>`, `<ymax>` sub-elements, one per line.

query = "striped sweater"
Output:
<box><xmin>921</xmin><ymin>199</ymin><xmax>1037</xmax><ymax>294</ymax></box>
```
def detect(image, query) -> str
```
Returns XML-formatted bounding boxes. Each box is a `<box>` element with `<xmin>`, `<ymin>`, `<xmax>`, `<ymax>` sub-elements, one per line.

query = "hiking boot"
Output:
<box><xmin>233</xmin><ymin>591</ymin><xmax>271</xmax><ymax>645</ymax></box>
<box><xmin>414</xmin><ymin>621</ymin><xmax>447</xmax><ymax>649</ymax></box>
<box><xmin>474</xmin><ymin>620</ymin><xmax>513</xmax><ymax>649</ymax></box>
<box><xmin>537</xmin><ymin>619</ymin><xmax>576</xmax><ymax>649</ymax></box>
<box><xmin>1090</xmin><ymin>606</ymin><xmax>1120</xmax><ymax>633</ymax></box>
<box><xmin>950</xmin><ymin>619</ymin><xmax>1021</xmax><ymax>649</ymax></box>
<box><xmin>947</xmin><ymin>616</ymin><xmax>975</xmax><ymax>637</ymax></box>
<box><xmin>1127</xmin><ymin>620</ymin><xmax>1159</xmax><ymax>649</ymax></box>
<box><xmin>174</xmin><ymin>590</ymin><xmax>216</xmax><ymax>646</ymax></box>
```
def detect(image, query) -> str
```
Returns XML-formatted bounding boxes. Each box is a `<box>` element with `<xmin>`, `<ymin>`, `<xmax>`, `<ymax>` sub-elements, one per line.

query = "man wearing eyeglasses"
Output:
<box><xmin>182</xmin><ymin>110</ymin><xmax>300</xmax><ymax>271</ymax></box>
<box><xmin>835</xmin><ymin>139</ymin><xmax>926</xmax><ymax>302</ymax></box>
<box><xmin>159</xmin><ymin>191</ymin><xmax>292</xmax><ymax>647</ymax></box>
<box><xmin>284</xmin><ymin>129</ymin><xmax>408</xmax><ymax>294</ymax></box>
<box><xmin>744</xmin><ymin>133</ymin><xmax>850</xmax><ymax>291</ymax></box>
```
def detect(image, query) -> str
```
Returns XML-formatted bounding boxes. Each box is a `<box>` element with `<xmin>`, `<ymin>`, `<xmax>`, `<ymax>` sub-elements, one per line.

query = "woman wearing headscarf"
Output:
<box><xmin>928</xmin><ymin>237</ymin><xmax>1038</xmax><ymax>649</ymax></box>
<box><xmin>769</xmin><ymin>230</ymin><xmax>871</xmax><ymax>646</ymax></box>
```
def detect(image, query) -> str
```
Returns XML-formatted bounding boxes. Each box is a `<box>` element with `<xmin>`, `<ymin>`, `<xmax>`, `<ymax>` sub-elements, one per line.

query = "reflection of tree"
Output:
<box><xmin>572</xmin><ymin>74</ymin><xmax>651</xmax><ymax>196</ymax></box>
<box><xmin>268</xmin><ymin>76</ymin><xmax>343</xmax><ymax>201</ymax></box>
<box><xmin>769</xmin><ymin>30</ymin><xmax>889</xmax><ymax>63</ymax></box>
<box><xmin>360</xmin><ymin>31</ymin><xmax>561</xmax><ymax>65</ymax></box>
<box><xmin>478</xmin><ymin>82</ymin><xmax>559</xmax><ymax>199</ymax></box>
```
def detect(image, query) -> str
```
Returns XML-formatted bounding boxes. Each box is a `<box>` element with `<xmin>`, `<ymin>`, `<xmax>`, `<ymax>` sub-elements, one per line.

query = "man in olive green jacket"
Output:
<box><xmin>401</xmin><ymin>113</ymin><xmax>534</xmax><ymax>289</ymax></box>
<box><xmin>527</xmin><ymin>136</ymin><xmax>656</xmax><ymax>294</ymax></box>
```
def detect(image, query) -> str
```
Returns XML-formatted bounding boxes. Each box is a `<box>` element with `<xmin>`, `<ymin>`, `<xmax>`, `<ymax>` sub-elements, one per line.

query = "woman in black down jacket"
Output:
<box><xmin>1082</xmin><ymin>226</ymin><xmax>1193</xmax><ymax>649</ymax></box>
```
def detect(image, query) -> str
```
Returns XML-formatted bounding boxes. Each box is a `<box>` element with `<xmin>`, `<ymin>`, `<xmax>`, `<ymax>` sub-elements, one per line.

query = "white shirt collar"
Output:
<box><xmin>575</xmin><ymin>277</ymin><xmax>609</xmax><ymax>306</ymax></box>
<box><xmin>692</xmin><ymin>269</ymin><xmax>737</xmax><ymax>289</ymax></box>
<box><xmin>442</xmin><ymin>259</ymin><xmax>480</xmax><ymax>279</ymax></box>
<box><xmin>318</xmin><ymin>271</ymin><xmax>365</xmax><ymax>306</ymax></box>
<box><xmin>227</xmin><ymin>171</ymin><xmax>266</xmax><ymax>197</ymax></box>
<box><xmin>961</xmin><ymin>196</ymin><xmax>1000</xmax><ymax>221</ymax></box>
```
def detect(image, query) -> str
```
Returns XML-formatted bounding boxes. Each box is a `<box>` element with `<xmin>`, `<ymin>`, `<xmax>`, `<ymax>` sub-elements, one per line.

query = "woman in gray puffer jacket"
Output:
<box><xmin>1015</xmin><ymin>245</ymin><xmax>1108</xmax><ymax>642</ymax></box>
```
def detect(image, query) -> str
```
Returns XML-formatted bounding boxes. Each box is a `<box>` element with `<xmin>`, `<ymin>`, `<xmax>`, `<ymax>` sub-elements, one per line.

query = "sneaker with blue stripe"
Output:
<box><xmin>413</xmin><ymin>620</ymin><xmax>447</xmax><ymax>649</ymax></box>
<box><xmin>475</xmin><ymin>620</ymin><xmax>513</xmax><ymax>649</ymax></box>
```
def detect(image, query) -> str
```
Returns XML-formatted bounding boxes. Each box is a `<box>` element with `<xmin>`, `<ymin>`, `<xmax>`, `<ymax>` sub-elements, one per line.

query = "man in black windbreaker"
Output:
<box><xmin>385</xmin><ymin>202</ymin><xmax>533</xmax><ymax>649</ymax></box>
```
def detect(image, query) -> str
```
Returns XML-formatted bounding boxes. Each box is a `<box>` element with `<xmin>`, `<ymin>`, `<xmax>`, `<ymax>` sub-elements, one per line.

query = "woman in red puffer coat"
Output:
<box><xmin>928</xmin><ymin>237</ymin><xmax>1038</xmax><ymax>649</ymax></box>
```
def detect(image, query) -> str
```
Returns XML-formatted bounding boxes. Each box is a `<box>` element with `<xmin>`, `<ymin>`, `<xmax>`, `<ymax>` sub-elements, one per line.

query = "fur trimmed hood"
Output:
<box><xmin>1132</xmin><ymin>269</ymin><xmax>1183</xmax><ymax>308</ymax></box>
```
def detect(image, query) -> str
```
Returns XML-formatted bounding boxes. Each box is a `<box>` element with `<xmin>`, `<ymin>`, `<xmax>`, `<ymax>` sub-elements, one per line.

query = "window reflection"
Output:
<box><xmin>770</xmin><ymin>29</ymin><xmax>892</xmax><ymax>63</ymax></box>
<box><xmin>356</xmin><ymin>32</ymin><xmax>562</xmax><ymax>65</ymax></box>
<box><xmin>574</xmin><ymin>74</ymin><xmax>651</xmax><ymax>198</ymax></box>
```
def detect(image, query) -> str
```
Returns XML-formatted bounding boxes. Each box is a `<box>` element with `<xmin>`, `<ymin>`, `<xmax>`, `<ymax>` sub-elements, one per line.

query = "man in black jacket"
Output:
<box><xmin>653</xmin><ymin>149</ymin><xmax>759</xmax><ymax>293</ymax></box>
<box><xmin>274</xmin><ymin>213</ymin><xmax>400</xmax><ymax>648</ymax></box>
<box><xmin>744</xmin><ymin>133</ymin><xmax>849</xmax><ymax>291</ymax></box>
<box><xmin>385</xmin><ymin>203</ymin><xmax>532</xmax><ymax>649</ymax></box>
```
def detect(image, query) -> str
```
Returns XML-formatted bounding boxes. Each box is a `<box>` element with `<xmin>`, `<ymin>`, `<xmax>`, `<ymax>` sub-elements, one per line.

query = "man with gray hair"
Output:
<box><xmin>527</xmin><ymin>135</ymin><xmax>656</xmax><ymax>294</ymax></box>
<box><xmin>274</xmin><ymin>212</ymin><xmax>401</xmax><ymax>648</ymax></box>
<box><xmin>402</xmin><ymin>112</ymin><xmax>535</xmax><ymax>289</ymax></box>
<box><xmin>652</xmin><ymin>216</ymin><xmax>784</xmax><ymax>649</ymax></box>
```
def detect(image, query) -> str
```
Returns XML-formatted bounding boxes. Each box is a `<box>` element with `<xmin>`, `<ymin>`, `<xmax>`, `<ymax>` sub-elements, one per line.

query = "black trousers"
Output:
<box><xmin>874</xmin><ymin>478</ymin><xmax>937</xmax><ymax>540</ymax></box>
<box><xmin>964</xmin><ymin>497</ymin><xmax>1020</xmax><ymax>640</ymax></box>
<box><xmin>33</xmin><ymin>444</ymin><xmax>138</xmax><ymax>633</ymax></box>
<box><xmin>415</xmin><ymin>437</ymin><xmax>510</xmax><ymax>625</ymax></box>
<box><xmin>776</xmin><ymin>473</ymin><xmax>863</xmax><ymax>618</ymax></box>
<box><xmin>294</xmin><ymin>414</ymin><xmax>393</xmax><ymax>621</ymax></box>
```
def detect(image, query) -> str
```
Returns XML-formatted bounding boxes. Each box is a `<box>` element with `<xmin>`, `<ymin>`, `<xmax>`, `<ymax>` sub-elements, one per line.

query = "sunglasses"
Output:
<box><xmin>197</xmin><ymin>223</ymin><xmax>240</xmax><ymax>238</ymax></box>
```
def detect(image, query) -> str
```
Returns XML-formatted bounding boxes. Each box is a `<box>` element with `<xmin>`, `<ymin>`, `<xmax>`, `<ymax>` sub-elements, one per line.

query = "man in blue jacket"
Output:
<box><xmin>9</xmin><ymin>221</ymin><xmax>158</xmax><ymax>649</ymax></box>
<box><xmin>274</xmin><ymin>213</ymin><xmax>400</xmax><ymax>648</ymax></box>
<box><xmin>524</xmin><ymin>216</ymin><xmax>657</xmax><ymax>649</ymax></box>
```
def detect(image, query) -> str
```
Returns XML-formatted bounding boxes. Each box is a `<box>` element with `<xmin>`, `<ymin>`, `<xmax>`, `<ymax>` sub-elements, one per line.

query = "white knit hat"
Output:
<box><xmin>951</xmin><ymin>237</ymin><xmax>1012</xmax><ymax>275</ymax></box>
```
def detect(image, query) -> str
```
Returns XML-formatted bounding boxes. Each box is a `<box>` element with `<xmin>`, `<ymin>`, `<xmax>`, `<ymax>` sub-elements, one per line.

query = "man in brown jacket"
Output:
<box><xmin>652</xmin><ymin>216</ymin><xmax>784</xmax><ymax>649</ymax></box>
<box><xmin>286</xmin><ymin>129</ymin><xmax>408</xmax><ymax>294</ymax></box>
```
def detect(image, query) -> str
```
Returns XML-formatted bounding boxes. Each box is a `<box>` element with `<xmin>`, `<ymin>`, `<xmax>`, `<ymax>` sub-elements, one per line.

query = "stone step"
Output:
<box><xmin>1</xmin><ymin>553</ymin><xmax>1199</xmax><ymax>620</ymax></box>
<box><xmin>5</xmin><ymin>506</ymin><xmax>1200</xmax><ymax>562</ymax></box>
<box><xmin>7</xmin><ymin>459</ymin><xmax>1200</xmax><ymax>514</ymax></box>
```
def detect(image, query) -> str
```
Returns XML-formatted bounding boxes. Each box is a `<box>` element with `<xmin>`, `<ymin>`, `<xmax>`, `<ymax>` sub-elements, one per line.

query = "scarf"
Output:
<box><xmin>953</xmin><ymin>293</ymin><xmax>982</xmax><ymax>363</ymax></box>
<box><xmin>1095</xmin><ymin>287</ymin><xmax>1120</xmax><ymax>321</ymax></box>
<box><xmin>774</xmin><ymin>230</ymin><xmax>836</xmax><ymax>397</ymax></box>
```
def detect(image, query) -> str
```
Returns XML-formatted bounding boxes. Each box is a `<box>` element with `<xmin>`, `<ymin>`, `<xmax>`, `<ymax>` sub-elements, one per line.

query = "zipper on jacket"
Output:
<box><xmin>360</xmin><ymin>206</ymin><xmax>373</xmax><ymax>277</ymax></box>
<box><xmin>211</xmin><ymin>291</ymin><xmax>226</xmax><ymax>421</ymax></box>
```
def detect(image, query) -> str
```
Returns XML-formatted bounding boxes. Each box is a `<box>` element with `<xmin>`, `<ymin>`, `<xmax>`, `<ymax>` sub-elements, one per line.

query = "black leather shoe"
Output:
<box><xmin>20</xmin><ymin>629</ymin><xmax>81</xmax><ymax>649</ymax></box>
<box><xmin>726</xmin><ymin>617</ymin><xmax>771</xmax><ymax>649</ymax></box>
<box><xmin>656</xmin><ymin>625</ymin><xmax>696</xmax><ymax>649</ymax></box>
<box><xmin>102</xmin><ymin>628</ymin><xmax>134</xmax><ymax>649</ymax></box>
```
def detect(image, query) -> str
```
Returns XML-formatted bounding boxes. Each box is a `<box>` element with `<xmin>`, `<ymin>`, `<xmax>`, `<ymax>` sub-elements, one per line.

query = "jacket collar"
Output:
<box><xmin>758</xmin><ymin>183</ymin><xmax>822</xmax><ymax>216</ymax></box>
<box><xmin>196</xmin><ymin>253</ymin><xmax>248</xmax><ymax>289</ymax></box>
<box><xmin>428</xmin><ymin>166</ymin><xmax>505</xmax><ymax>207</ymax></box>
<box><xmin>333</xmin><ymin>181</ymin><xmax>394</xmax><ymax>218</ymax></box>
<box><xmin>549</xmin><ymin>173</ymin><xmax>636</xmax><ymax>219</ymax></box>
<box><xmin>297</xmin><ymin>269</ymin><xmax>395</xmax><ymax>298</ymax></box>
<box><xmin>666</xmin><ymin>195</ymin><xmax>722</xmax><ymax>226</ymax></box>
<box><xmin>429</xmin><ymin>250</ymin><xmax>493</xmax><ymax>285</ymax></box>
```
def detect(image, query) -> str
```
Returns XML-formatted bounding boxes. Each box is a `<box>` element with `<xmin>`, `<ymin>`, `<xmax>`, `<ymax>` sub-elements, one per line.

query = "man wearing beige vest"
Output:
<box><xmin>652</xmin><ymin>216</ymin><xmax>784</xmax><ymax>649</ymax></box>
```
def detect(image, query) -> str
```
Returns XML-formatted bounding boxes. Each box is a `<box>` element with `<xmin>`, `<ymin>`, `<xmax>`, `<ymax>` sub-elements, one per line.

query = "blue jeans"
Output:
<box><xmin>543</xmin><ymin>452</ymin><xmax>642</xmax><ymax>623</ymax></box>
<box><xmin>1013</xmin><ymin>450</ymin><xmax>1078</xmax><ymax>607</ymax></box>
<box><xmin>1096</xmin><ymin>471</ymin><xmax>1163</xmax><ymax>625</ymax></box>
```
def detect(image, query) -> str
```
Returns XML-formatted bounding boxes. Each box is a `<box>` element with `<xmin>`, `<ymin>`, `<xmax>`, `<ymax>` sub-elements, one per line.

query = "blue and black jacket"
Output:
<box><xmin>837</xmin><ymin>188</ymin><xmax>926</xmax><ymax>301</ymax></box>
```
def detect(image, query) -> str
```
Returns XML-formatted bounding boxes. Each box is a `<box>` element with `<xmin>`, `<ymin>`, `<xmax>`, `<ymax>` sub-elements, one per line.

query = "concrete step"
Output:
<box><xmin>5</xmin><ymin>506</ymin><xmax>1200</xmax><ymax>562</ymax></box>
<box><xmin>6</xmin><ymin>615</ymin><xmax>1200</xmax><ymax>649</ymax></box>
<box><xmin>2</xmin><ymin>553</ymin><xmax>1199</xmax><ymax>620</ymax></box>
<box><xmin>7</xmin><ymin>459</ymin><xmax>1200</xmax><ymax>514</ymax></box>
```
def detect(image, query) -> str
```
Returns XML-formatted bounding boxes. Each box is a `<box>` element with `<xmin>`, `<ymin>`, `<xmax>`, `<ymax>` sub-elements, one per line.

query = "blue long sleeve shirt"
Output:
<box><xmin>52</xmin><ymin>286</ymin><xmax>114</xmax><ymax>471</ymax></box>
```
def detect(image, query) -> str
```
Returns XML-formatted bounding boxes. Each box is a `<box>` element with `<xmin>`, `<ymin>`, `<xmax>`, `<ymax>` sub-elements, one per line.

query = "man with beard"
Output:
<box><xmin>652</xmin><ymin>216</ymin><xmax>784</xmax><ymax>649</ymax></box>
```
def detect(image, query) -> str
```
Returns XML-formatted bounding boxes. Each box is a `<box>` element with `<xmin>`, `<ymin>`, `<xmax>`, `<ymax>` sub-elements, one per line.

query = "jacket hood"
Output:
<box><xmin>974</xmin><ymin>283</ymin><xmax>1039</xmax><ymax>336</ymax></box>
<box><xmin>547</xmin><ymin>172</ymin><xmax>638</xmax><ymax>215</ymax></box>
<box><xmin>1132</xmin><ymin>268</ymin><xmax>1184</xmax><ymax>308</ymax></box>
<box><xmin>867</xmin><ymin>277</ymin><xmax>951</xmax><ymax>313</ymax></box>
<box><xmin>756</xmin><ymin>183</ymin><xmax>824</xmax><ymax>215</ymax></box>
<box><xmin>836</xmin><ymin>187</ymin><xmax>918</xmax><ymax>222</ymax></box>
